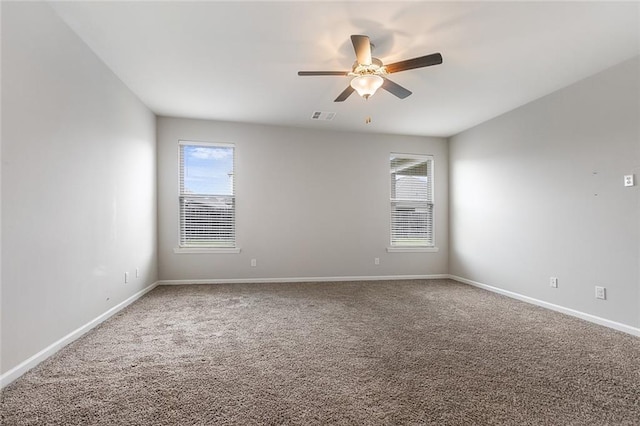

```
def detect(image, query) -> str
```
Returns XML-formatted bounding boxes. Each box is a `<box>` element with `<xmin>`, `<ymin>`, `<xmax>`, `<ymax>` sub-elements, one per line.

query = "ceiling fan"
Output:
<box><xmin>298</xmin><ymin>35</ymin><xmax>443</xmax><ymax>102</ymax></box>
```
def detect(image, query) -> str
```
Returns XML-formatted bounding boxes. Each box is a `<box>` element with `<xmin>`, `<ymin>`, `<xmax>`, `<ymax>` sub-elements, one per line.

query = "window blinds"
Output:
<box><xmin>179</xmin><ymin>142</ymin><xmax>235</xmax><ymax>247</ymax></box>
<box><xmin>390</xmin><ymin>154</ymin><xmax>434</xmax><ymax>247</ymax></box>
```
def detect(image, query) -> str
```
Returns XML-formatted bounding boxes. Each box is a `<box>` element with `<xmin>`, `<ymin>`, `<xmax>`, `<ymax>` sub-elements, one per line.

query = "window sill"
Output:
<box><xmin>174</xmin><ymin>247</ymin><xmax>241</xmax><ymax>254</ymax></box>
<box><xmin>386</xmin><ymin>246</ymin><xmax>439</xmax><ymax>253</ymax></box>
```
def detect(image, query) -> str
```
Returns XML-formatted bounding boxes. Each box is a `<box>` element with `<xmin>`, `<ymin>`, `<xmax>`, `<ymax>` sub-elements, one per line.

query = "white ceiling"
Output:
<box><xmin>49</xmin><ymin>1</ymin><xmax>639</xmax><ymax>138</ymax></box>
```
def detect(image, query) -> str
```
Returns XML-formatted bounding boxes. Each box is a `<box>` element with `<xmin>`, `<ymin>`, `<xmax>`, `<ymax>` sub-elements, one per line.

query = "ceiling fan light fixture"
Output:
<box><xmin>350</xmin><ymin>74</ymin><xmax>384</xmax><ymax>99</ymax></box>
<box><xmin>298</xmin><ymin>34</ymin><xmax>442</xmax><ymax>102</ymax></box>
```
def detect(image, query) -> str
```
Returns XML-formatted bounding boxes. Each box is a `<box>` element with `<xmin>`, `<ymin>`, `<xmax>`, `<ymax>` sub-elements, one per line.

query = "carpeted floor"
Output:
<box><xmin>1</xmin><ymin>279</ymin><xmax>639</xmax><ymax>425</ymax></box>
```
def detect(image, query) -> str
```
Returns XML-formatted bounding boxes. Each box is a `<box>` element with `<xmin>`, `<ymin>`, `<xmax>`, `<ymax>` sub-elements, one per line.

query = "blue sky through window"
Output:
<box><xmin>183</xmin><ymin>145</ymin><xmax>233</xmax><ymax>195</ymax></box>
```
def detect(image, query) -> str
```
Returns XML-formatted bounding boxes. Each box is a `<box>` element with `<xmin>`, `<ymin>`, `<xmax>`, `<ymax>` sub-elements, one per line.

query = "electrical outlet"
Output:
<box><xmin>135</xmin><ymin>268</ymin><xmax>140</xmax><ymax>278</ymax></box>
<box><xmin>550</xmin><ymin>277</ymin><xmax>558</xmax><ymax>288</ymax></box>
<box><xmin>124</xmin><ymin>272</ymin><xmax>129</xmax><ymax>284</ymax></box>
<box><xmin>374</xmin><ymin>257</ymin><xmax>380</xmax><ymax>265</ymax></box>
<box><xmin>251</xmin><ymin>259</ymin><xmax>257</xmax><ymax>267</ymax></box>
<box><xmin>595</xmin><ymin>286</ymin><xmax>606</xmax><ymax>300</ymax></box>
<box><xmin>624</xmin><ymin>175</ymin><xmax>634</xmax><ymax>187</ymax></box>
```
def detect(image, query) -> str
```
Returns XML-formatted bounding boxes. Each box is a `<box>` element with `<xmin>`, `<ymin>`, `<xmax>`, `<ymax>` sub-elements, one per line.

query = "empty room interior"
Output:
<box><xmin>1</xmin><ymin>1</ymin><xmax>639</xmax><ymax>424</ymax></box>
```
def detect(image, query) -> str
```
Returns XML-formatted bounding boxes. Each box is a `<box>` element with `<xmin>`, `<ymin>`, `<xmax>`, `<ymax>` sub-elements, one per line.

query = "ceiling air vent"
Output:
<box><xmin>311</xmin><ymin>111</ymin><xmax>336</xmax><ymax>121</ymax></box>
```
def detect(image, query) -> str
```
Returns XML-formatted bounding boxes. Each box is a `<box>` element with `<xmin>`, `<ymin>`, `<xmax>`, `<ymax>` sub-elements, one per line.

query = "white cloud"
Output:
<box><xmin>189</xmin><ymin>147</ymin><xmax>231</xmax><ymax>160</ymax></box>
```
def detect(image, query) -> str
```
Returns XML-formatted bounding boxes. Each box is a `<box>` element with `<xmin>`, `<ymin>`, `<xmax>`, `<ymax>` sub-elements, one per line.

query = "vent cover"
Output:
<box><xmin>311</xmin><ymin>111</ymin><xmax>336</xmax><ymax>121</ymax></box>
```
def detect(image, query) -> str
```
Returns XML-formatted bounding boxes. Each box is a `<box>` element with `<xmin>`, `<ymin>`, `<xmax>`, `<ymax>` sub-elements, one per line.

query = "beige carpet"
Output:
<box><xmin>1</xmin><ymin>279</ymin><xmax>639</xmax><ymax>425</ymax></box>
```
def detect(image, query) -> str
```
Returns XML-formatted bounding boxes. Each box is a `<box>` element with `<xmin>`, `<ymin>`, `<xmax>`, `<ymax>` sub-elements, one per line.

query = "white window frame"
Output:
<box><xmin>387</xmin><ymin>153</ymin><xmax>439</xmax><ymax>253</ymax></box>
<box><xmin>174</xmin><ymin>140</ymin><xmax>240</xmax><ymax>254</ymax></box>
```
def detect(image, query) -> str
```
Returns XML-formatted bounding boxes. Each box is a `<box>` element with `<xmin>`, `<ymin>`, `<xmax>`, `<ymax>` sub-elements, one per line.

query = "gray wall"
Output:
<box><xmin>449</xmin><ymin>57</ymin><xmax>640</xmax><ymax>328</ymax></box>
<box><xmin>1</xmin><ymin>2</ymin><xmax>158</xmax><ymax>375</ymax></box>
<box><xmin>2</xmin><ymin>0</ymin><xmax>635</xmax><ymax>381</ymax></box>
<box><xmin>157</xmin><ymin>117</ymin><xmax>448</xmax><ymax>281</ymax></box>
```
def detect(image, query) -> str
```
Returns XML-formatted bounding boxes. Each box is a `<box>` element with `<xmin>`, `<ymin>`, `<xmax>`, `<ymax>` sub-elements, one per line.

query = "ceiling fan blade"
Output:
<box><xmin>382</xmin><ymin>78</ymin><xmax>412</xmax><ymax>99</ymax></box>
<box><xmin>334</xmin><ymin>86</ymin><xmax>355</xmax><ymax>102</ymax></box>
<box><xmin>298</xmin><ymin>71</ymin><xmax>349</xmax><ymax>76</ymax></box>
<box><xmin>351</xmin><ymin>35</ymin><xmax>372</xmax><ymax>65</ymax></box>
<box><xmin>385</xmin><ymin>53</ymin><xmax>443</xmax><ymax>74</ymax></box>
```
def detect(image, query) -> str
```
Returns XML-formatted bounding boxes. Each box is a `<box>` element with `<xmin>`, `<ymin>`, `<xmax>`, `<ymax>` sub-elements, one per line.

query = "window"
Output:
<box><xmin>179</xmin><ymin>141</ymin><xmax>236</xmax><ymax>249</ymax></box>
<box><xmin>389</xmin><ymin>153</ymin><xmax>434</xmax><ymax>248</ymax></box>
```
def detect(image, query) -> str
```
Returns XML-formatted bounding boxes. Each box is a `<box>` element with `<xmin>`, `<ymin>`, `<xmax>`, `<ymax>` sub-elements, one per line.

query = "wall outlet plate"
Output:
<box><xmin>595</xmin><ymin>286</ymin><xmax>606</xmax><ymax>300</ymax></box>
<box><xmin>550</xmin><ymin>277</ymin><xmax>558</xmax><ymax>288</ymax></box>
<box><xmin>624</xmin><ymin>175</ymin><xmax>634</xmax><ymax>187</ymax></box>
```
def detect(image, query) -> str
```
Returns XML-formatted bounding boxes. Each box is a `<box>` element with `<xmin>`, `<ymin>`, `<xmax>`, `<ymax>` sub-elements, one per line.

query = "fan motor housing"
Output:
<box><xmin>350</xmin><ymin>58</ymin><xmax>387</xmax><ymax>77</ymax></box>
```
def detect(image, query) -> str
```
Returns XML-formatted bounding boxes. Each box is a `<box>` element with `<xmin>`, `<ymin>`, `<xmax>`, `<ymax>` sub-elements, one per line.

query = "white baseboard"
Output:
<box><xmin>159</xmin><ymin>274</ymin><xmax>450</xmax><ymax>285</ymax></box>
<box><xmin>449</xmin><ymin>275</ymin><xmax>640</xmax><ymax>337</ymax></box>
<box><xmin>0</xmin><ymin>281</ymin><xmax>159</xmax><ymax>389</ymax></box>
<box><xmin>6</xmin><ymin>275</ymin><xmax>632</xmax><ymax>389</ymax></box>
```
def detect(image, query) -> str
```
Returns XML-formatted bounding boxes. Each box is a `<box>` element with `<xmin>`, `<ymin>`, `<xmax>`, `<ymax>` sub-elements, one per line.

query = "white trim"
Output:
<box><xmin>178</xmin><ymin>140</ymin><xmax>234</xmax><ymax>148</ymax></box>
<box><xmin>390</xmin><ymin>152</ymin><xmax>434</xmax><ymax>162</ymax></box>
<box><xmin>448</xmin><ymin>275</ymin><xmax>640</xmax><ymax>337</ymax></box>
<box><xmin>386</xmin><ymin>246</ymin><xmax>439</xmax><ymax>253</ymax></box>
<box><xmin>174</xmin><ymin>247</ymin><xmax>241</xmax><ymax>254</ymax></box>
<box><xmin>159</xmin><ymin>274</ymin><xmax>449</xmax><ymax>285</ymax></box>
<box><xmin>6</xmin><ymin>275</ymin><xmax>634</xmax><ymax>389</ymax></box>
<box><xmin>0</xmin><ymin>281</ymin><xmax>159</xmax><ymax>389</ymax></box>
<box><xmin>389</xmin><ymin>152</ymin><xmax>436</xmax><ymax>249</ymax></box>
<box><xmin>178</xmin><ymin>140</ymin><xmax>237</xmax><ymax>249</ymax></box>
